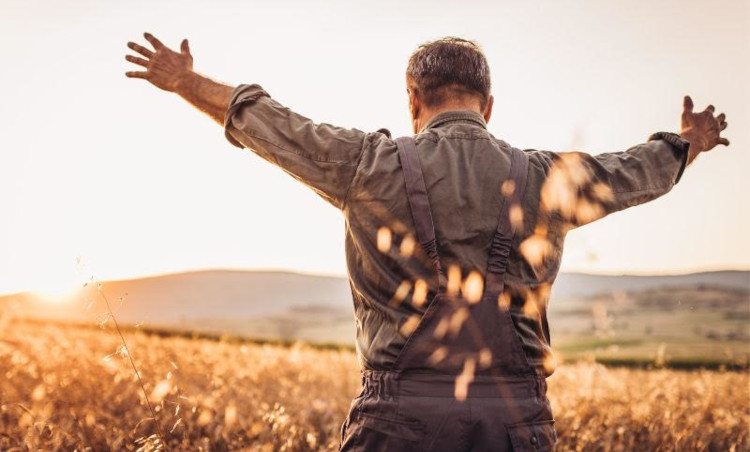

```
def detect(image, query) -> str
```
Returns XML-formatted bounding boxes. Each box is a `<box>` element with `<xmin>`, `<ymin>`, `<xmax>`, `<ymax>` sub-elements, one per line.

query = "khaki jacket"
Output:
<box><xmin>224</xmin><ymin>84</ymin><xmax>689</xmax><ymax>375</ymax></box>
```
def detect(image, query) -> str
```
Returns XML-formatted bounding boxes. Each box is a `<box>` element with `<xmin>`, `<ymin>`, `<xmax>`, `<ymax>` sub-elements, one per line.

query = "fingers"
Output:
<box><xmin>681</xmin><ymin>96</ymin><xmax>729</xmax><ymax>148</ymax></box>
<box><xmin>144</xmin><ymin>32</ymin><xmax>164</xmax><ymax>50</ymax></box>
<box><xmin>125</xmin><ymin>71</ymin><xmax>149</xmax><ymax>79</ymax></box>
<box><xmin>127</xmin><ymin>41</ymin><xmax>153</xmax><ymax>58</ymax></box>
<box><xmin>716</xmin><ymin>112</ymin><xmax>727</xmax><ymax>131</ymax></box>
<box><xmin>181</xmin><ymin>38</ymin><xmax>190</xmax><ymax>55</ymax></box>
<box><xmin>125</xmin><ymin>54</ymin><xmax>149</xmax><ymax>67</ymax></box>
<box><xmin>683</xmin><ymin>95</ymin><xmax>694</xmax><ymax>114</ymax></box>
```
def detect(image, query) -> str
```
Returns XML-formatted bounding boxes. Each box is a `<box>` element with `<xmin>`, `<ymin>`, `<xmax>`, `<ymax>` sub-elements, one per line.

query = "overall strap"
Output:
<box><xmin>395</xmin><ymin>137</ymin><xmax>447</xmax><ymax>290</ymax></box>
<box><xmin>485</xmin><ymin>147</ymin><xmax>530</xmax><ymax>294</ymax></box>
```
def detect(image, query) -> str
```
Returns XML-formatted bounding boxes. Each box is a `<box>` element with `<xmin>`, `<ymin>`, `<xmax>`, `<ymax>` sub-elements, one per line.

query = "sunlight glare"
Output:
<box><xmin>31</xmin><ymin>280</ymin><xmax>81</xmax><ymax>304</ymax></box>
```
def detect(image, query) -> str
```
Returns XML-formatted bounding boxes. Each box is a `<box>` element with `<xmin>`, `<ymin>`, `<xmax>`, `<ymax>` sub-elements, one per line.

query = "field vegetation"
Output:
<box><xmin>1</xmin><ymin>321</ymin><xmax>748</xmax><ymax>451</ymax></box>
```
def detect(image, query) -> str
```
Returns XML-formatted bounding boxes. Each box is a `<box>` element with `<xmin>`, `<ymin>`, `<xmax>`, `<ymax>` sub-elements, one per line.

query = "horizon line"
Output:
<box><xmin>1</xmin><ymin>265</ymin><xmax>748</xmax><ymax>298</ymax></box>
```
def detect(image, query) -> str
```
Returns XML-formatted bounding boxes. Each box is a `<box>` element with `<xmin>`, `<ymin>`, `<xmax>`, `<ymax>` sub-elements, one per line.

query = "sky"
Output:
<box><xmin>0</xmin><ymin>0</ymin><xmax>748</xmax><ymax>296</ymax></box>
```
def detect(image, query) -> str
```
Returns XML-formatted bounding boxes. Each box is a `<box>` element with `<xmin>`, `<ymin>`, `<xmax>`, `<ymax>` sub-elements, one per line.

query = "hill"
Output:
<box><xmin>1</xmin><ymin>269</ymin><xmax>748</xmax><ymax>362</ymax></box>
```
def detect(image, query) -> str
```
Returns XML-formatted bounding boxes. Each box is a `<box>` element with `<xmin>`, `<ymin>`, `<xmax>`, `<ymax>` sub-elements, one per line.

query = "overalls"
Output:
<box><xmin>339</xmin><ymin>137</ymin><xmax>558</xmax><ymax>451</ymax></box>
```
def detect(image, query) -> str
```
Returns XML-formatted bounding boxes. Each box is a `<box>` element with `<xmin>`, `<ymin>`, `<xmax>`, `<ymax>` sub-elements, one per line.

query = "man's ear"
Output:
<box><xmin>483</xmin><ymin>94</ymin><xmax>494</xmax><ymax>124</ymax></box>
<box><xmin>408</xmin><ymin>88</ymin><xmax>420</xmax><ymax>120</ymax></box>
<box><xmin>408</xmin><ymin>88</ymin><xmax>422</xmax><ymax>133</ymax></box>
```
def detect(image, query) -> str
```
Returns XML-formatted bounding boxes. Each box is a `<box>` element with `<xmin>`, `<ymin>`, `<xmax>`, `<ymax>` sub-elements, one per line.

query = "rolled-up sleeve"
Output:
<box><xmin>224</xmin><ymin>84</ymin><xmax>367</xmax><ymax>209</ymax></box>
<box><xmin>528</xmin><ymin>132</ymin><xmax>690</xmax><ymax>228</ymax></box>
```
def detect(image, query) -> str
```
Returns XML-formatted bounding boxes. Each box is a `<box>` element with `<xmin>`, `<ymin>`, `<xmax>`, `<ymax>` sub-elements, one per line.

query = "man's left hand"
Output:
<box><xmin>680</xmin><ymin>95</ymin><xmax>729</xmax><ymax>161</ymax></box>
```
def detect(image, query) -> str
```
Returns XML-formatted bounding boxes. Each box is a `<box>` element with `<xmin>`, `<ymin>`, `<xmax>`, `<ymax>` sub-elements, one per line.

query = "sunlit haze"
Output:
<box><xmin>1</xmin><ymin>0</ymin><xmax>748</xmax><ymax>296</ymax></box>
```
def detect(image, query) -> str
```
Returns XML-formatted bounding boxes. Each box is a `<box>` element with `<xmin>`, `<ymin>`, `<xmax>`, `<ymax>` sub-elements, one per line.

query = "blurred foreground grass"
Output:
<box><xmin>1</xmin><ymin>320</ymin><xmax>747</xmax><ymax>451</ymax></box>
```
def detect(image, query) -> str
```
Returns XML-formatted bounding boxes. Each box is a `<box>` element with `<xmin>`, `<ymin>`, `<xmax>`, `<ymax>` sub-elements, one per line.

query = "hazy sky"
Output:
<box><xmin>1</xmin><ymin>0</ymin><xmax>748</xmax><ymax>296</ymax></box>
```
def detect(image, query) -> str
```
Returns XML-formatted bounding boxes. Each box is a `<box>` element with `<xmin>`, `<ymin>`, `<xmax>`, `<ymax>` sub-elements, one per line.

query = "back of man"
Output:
<box><xmin>126</xmin><ymin>32</ymin><xmax>729</xmax><ymax>452</ymax></box>
<box><xmin>339</xmin><ymin>115</ymin><xmax>560</xmax><ymax>450</ymax></box>
<box><xmin>343</xmin><ymin>112</ymin><xmax>556</xmax><ymax>372</ymax></box>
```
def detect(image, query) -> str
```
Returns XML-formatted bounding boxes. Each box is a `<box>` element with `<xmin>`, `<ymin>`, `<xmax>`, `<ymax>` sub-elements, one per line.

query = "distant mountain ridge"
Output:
<box><xmin>2</xmin><ymin>269</ymin><xmax>747</xmax><ymax>342</ymax></box>
<box><xmin>2</xmin><ymin>270</ymin><xmax>352</xmax><ymax>325</ymax></box>
<box><xmin>549</xmin><ymin>270</ymin><xmax>749</xmax><ymax>299</ymax></box>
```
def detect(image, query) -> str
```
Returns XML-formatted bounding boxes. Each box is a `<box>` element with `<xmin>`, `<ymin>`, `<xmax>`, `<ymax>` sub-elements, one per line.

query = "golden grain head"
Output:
<box><xmin>399</xmin><ymin>315</ymin><xmax>420</xmax><ymax>337</ymax></box>
<box><xmin>412</xmin><ymin>279</ymin><xmax>429</xmax><ymax>307</ymax></box>
<box><xmin>427</xmin><ymin>347</ymin><xmax>448</xmax><ymax>365</ymax></box>
<box><xmin>400</xmin><ymin>234</ymin><xmax>416</xmax><ymax>257</ymax></box>
<box><xmin>519</xmin><ymin>234</ymin><xmax>553</xmax><ymax>268</ymax></box>
<box><xmin>376</xmin><ymin>226</ymin><xmax>392</xmax><ymax>253</ymax></box>
<box><xmin>479</xmin><ymin>348</ymin><xmax>492</xmax><ymax>368</ymax></box>
<box><xmin>462</xmin><ymin>271</ymin><xmax>484</xmax><ymax>304</ymax></box>
<box><xmin>448</xmin><ymin>308</ymin><xmax>470</xmax><ymax>337</ymax></box>
<box><xmin>389</xmin><ymin>280</ymin><xmax>412</xmax><ymax>306</ymax></box>
<box><xmin>454</xmin><ymin>358</ymin><xmax>476</xmax><ymax>402</ymax></box>
<box><xmin>150</xmin><ymin>380</ymin><xmax>172</xmax><ymax>404</ymax></box>
<box><xmin>574</xmin><ymin>198</ymin><xmax>605</xmax><ymax>225</ymax></box>
<box><xmin>434</xmin><ymin>316</ymin><xmax>450</xmax><ymax>340</ymax></box>
<box><xmin>591</xmin><ymin>181</ymin><xmax>614</xmax><ymax>203</ymax></box>
<box><xmin>447</xmin><ymin>265</ymin><xmax>462</xmax><ymax>296</ymax></box>
<box><xmin>509</xmin><ymin>204</ymin><xmax>524</xmax><ymax>230</ymax></box>
<box><xmin>522</xmin><ymin>289</ymin><xmax>540</xmax><ymax>317</ymax></box>
<box><xmin>501</xmin><ymin>180</ymin><xmax>516</xmax><ymax>198</ymax></box>
<box><xmin>224</xmin><ymin>403</ymin><xmax>238</xmax><ymax>427</ymax></box>
<box><xmin>497</xmin><ymin>292</ymin><xmax>511</xmax><ymax>310</ymax></box>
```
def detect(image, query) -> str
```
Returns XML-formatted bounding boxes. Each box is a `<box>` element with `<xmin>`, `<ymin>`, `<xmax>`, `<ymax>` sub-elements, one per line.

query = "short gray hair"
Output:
<box><xmin>406</xmin><ymin>37</ymin><xmax>491</xmax><ymax>109</ymax></box>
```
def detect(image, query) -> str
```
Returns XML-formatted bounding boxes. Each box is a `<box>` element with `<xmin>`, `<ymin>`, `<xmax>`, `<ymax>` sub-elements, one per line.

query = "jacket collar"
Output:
<box><xmin>420</xmin><ymin>110</ymin><xmax>488</xmax><ymax>133</ymax></box>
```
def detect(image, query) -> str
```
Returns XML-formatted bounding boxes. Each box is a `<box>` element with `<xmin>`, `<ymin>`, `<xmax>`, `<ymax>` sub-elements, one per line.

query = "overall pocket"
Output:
<box><xmin>358</xmin><ymin>411</ymin><xmax>425</xmax><ymax>441</ymax></box>
<box><xmin>507</xmin><ymin>419</ymin><xmax>557</xmax><ymax>451</ymax></box>
<box><xmin>341</xmin><ymin>410</ymin><xmax>426</xmax><ymax>451</ymax></box>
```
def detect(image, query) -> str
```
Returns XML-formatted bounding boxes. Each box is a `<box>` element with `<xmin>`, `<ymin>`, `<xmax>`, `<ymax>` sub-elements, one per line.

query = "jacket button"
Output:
<box><xmin>530</xmin><ymin>434</ymin><xmax>538</xmax><ymax>445</ymax></box>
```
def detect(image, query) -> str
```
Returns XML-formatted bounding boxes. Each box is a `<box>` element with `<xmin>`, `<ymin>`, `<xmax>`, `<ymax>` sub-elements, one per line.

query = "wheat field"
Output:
<box><xmin>1</xmin><ymin>321</ymin><xmax>747</xmax><ymax>451</ymax></box>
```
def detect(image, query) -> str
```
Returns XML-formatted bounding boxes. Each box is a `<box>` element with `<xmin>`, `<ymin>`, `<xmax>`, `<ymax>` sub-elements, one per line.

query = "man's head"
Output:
<box><xmin>406</xmin><ymin>37</ymin><xmax>493</xmax><ymax>133</ymax></box>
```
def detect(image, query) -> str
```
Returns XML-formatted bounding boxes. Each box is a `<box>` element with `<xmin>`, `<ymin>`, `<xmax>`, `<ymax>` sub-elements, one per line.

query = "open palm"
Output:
<box><xmin>125</xmin><ymin>32</ymin><xmax>193</xmax><ymax>92</ymax></box>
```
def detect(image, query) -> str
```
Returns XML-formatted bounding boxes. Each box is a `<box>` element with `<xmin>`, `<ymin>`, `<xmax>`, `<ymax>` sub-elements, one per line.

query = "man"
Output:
<box><xmin>125</xmin><ymin>33</ymin><xmax>729</xmax><ymax>451</ymax></box>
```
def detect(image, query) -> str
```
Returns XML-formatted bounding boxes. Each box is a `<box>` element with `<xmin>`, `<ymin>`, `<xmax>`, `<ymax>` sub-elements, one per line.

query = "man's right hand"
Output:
<box><xmin>680</xmin><ymin>95</ymin><xmax>729</xmax><ymax>163</ymax></box>
<box><xmin>124</xmin><ymin>32</ymin><xmax>232</xmax><ymax>126</ymax></box>
<box><xmin>125</xmin><ymin>32</ymin><xmax>193</xmax><ymax>93</ymax></box>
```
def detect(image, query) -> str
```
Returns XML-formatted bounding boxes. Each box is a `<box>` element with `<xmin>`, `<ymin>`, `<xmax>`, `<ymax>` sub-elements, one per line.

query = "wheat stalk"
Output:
<box><xmin>81</xmin><ymin>260</ymin><xmax>169</xmax><ymax>451</ymax></box>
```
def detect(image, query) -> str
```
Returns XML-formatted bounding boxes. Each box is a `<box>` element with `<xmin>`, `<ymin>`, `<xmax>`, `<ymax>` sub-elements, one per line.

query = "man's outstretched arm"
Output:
<box><xmin>527</xmin><ymin>96</ymin><xmax>730</xmax><ymax>229</ymax></box>
<box><xmin>125</xmin><ymin>33</ymin><xmax>232</xmax><ymax>126</ymax></box>
<box><xmin>125</xmin><ymin>33</ymin><xmax>368</xmax><ymax>209</ymax></box>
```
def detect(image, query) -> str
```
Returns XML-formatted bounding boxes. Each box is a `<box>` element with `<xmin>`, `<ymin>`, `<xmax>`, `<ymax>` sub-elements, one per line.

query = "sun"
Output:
<box><xmin>31</xmin><ymin>280</ymin><xmax>82</xmax><ymax>304</ymax></box>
